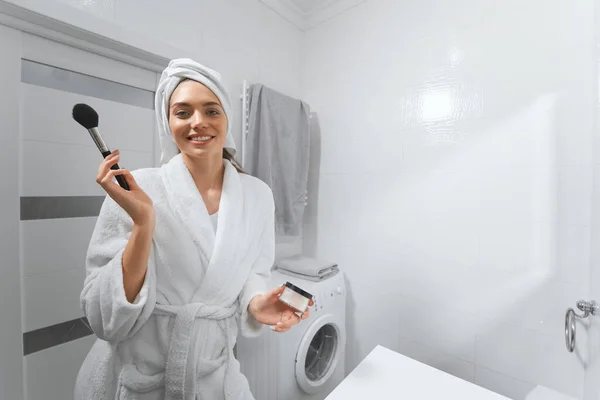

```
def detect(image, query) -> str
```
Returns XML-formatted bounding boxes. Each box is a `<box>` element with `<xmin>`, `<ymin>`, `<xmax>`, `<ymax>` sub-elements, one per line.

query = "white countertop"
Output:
<box><xmin>326</xmin><ymin>345</ymin><xmax>511</xmax><ymax>400</ymax></box>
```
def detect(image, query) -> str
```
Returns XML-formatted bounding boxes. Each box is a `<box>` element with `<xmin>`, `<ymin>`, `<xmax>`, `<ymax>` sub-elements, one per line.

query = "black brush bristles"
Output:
<box><xmin>72</xmin><ymin>103</ymin><xmax>99</xmax><ymax>129</ymax></box>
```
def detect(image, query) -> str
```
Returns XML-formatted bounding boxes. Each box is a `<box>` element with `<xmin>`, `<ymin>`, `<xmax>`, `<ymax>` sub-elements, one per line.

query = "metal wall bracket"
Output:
<box><xmin>565</xmin><ymin>300</ymin><xmax>598</xmax><ymax>352</ymax></box>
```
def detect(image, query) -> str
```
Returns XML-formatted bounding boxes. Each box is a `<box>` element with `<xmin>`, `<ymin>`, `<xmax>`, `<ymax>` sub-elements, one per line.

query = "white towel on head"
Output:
<box><xmin>155</xmin><ymin>58</ymin><xmax>237</xmax><ymax>164</ymax></box>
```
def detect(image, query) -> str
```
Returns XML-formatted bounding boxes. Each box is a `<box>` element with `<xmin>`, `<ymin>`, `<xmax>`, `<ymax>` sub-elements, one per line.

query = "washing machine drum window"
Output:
<box><xmin>305</xmin><ymin>324</ymin><xmax>337</xmax><ymax>381</ymax></box>
<box><xmin>296</xmin><ymin>314</ymin><xmax>346</xmax><ymax>394</ymax></box>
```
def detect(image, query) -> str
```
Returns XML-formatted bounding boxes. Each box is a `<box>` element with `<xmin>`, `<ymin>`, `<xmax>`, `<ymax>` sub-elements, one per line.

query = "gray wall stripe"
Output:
<box><xmin>20</xmin><ymin>196</ymin><xmax>105</xmax><ymax>220</ymax></box>
<box><xmin>23</xmin><ymin>317</ymin><xmax>93</xmax><ymax>356</ymax></box>
<box><xmin>21</xmin><ymin>59</ymin><xmax>155</xmax><ymax>109</ymax></box>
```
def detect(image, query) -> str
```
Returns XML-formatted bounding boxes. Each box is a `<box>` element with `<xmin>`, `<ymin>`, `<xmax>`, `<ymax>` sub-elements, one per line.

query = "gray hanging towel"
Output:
<box><xmin>245</xmin><ymin>84</ymin><xmax>311</xmax><ymax>236</ymax></box>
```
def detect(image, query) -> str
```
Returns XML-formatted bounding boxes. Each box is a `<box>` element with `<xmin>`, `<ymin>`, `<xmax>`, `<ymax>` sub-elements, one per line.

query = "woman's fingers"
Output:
<box><xmin>96</xmin><ymin>150</ymin><xmax>140</xmax><ymax>195</ymax></box>
<box><xmin>273</xmin><ymin>285</ymin><xmax>286</xmax><ymax>297</ymax></box>
<box><xmin>102</xmin><ymin>168</ymin><xmax>128</xmax><ymax>187</ymax></box>
<box><xmin>96</xmin><ymin>150</ymin><xmax>121</xmax><ymax>187</ymax></box>
<box><xmin>272</xmin><ymin>311</ymin><xmax>301</xmax><ymax>332</ymax></box>
<box><xmin>279</xmin><ymin>314</ymin><xmax>300</xmax><ymax>332</ymax></box>
<box><xmin>113</xmin><ymin>168</ymin><xmax>139</xmax><ymax>191</ymax></box>
<box><xmin>301</xmin><ymin>308</ymin><xmax>311</xmax><ymax>320</ymax></box>
<box><xmin>272</xmin><ymin>322</ymin><xmax>291</xmax><ymax>333</ymax></box>
<box><xmin>120</xmin><ymin>169</ymin><xmax>139</xmax><ymax>190</ymax></box>
<box><xmin>267</xmin><ymin>286</ymin><xmax>315</xmax><ymax>332</ymax></box>
<box><xmin>264</xmin><ymin>285</ymin><xmax>286</xmax><ymax>305</ymax></box>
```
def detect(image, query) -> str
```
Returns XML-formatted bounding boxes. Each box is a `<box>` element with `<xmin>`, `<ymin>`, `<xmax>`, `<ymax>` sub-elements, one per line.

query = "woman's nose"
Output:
<box><xmin>190</xmin><ymin>112</ymin><xmax>206</xmax><ymax>129</ymax></box>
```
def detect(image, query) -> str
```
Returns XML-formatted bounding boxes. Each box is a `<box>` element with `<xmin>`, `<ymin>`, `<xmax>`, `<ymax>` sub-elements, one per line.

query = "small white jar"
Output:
<box><xmin>279</xmin><ymin>281</ymin><xmax>313</xmax><ymax>313</ymax></box>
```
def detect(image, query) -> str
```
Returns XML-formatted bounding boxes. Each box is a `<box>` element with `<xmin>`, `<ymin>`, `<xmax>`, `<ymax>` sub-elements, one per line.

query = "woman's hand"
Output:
<box><xmin>96</xmin><ymin>149</ymin><xmax>155</xmax><ymax>228</ymax></box>
<box><xmin>248</xmin><ymin>285</ymin><xmax>314</xmax><ymax>333</ymax></box>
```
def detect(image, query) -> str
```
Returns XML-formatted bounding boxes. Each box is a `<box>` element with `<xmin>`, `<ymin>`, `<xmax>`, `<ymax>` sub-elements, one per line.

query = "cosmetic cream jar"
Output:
<box><xmin>279</xmin><ymin>281</ymin><xmax>313</xmax><ymax>313</ymax></box>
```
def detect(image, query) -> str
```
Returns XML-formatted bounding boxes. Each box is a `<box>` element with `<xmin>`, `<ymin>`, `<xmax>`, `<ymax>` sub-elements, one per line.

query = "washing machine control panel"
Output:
<box><xmin>312</xmin><ymin>282</ymin><xmax>344</xmax><ymax>312</ymax></box>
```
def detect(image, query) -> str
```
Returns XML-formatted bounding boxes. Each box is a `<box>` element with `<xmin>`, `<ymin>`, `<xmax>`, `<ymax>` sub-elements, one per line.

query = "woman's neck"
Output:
<box><xmin>182</xmin><ymin>152</ymin><xmax>224</xmax><ymax>193</ymax></box>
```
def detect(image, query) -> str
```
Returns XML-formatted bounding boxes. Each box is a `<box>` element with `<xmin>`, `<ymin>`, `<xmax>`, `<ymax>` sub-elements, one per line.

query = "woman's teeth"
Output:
<box><xmin>190</xmin><ymin>136</ymin><xmax>212</xmax><ymax>141</ymax></box>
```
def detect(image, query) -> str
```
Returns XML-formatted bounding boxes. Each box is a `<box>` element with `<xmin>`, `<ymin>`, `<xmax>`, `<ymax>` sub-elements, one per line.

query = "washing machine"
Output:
<box><xmin>237</xmin><ymin>268</ymin><xmax>346</xmax><ymax>400</ymax></box>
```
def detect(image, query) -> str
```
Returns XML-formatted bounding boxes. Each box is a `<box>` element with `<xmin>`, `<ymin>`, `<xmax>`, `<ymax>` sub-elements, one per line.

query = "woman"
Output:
<box><xmin>74</xmin><ymin>58</ymin><xmax>311</xmax><ymax>400</ymax></box>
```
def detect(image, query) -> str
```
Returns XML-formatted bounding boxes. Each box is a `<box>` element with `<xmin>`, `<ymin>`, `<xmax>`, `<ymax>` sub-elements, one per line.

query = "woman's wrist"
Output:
<box><xmin>248</xmin><ymin>294</ymin><xmax>262</xmax><ymax>317</ymax></box>
<box><xmin>133</xmin><ymin>213</ymin><xmax>156</xmax><ymax>231</ymax></box>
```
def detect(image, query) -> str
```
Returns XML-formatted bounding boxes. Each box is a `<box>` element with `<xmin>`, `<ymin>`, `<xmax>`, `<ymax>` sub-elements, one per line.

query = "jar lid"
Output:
<box><xmin>284</xmin><ymin>281</ymin><xmax>313</xmax><ymax>300</ymax></box>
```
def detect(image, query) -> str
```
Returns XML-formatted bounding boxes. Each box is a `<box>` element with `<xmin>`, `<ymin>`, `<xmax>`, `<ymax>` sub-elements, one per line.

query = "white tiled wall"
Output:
<box><xmin>584</xmin><ymin>2</ymin><xmax>600</xmax><ymax>400</ymax></box>
<box><xmin>303</xmin><ymin>0</ymin><xmax>596</xmax><ymax>399</ymax></box>
<box><xmin>586</xmin><ymin>165</ymin><xmax>600</xmax><ymax>400</ymax></box>
<box><xmin>584</xmin><ymin>4</ymin><xmax>600</xmax><ymax>393</ymax></box>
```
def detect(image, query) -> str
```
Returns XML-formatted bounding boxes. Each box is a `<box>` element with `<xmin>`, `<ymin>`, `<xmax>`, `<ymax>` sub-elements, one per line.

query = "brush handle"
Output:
<box><xmin>102</xmin><ymin>150</ymin><xmax>130</xmax><ymax>191</ymax></box>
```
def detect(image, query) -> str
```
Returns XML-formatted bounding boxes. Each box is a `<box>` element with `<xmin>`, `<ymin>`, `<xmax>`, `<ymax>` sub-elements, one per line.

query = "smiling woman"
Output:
<box><xmin>73</xmin><ymin>58</ymin><xmax>311</xmax><ymax>400</ymax></box>
<box><xmin>169</xmin><ymin>78</ymin><xmax>245</xmax><ymax>173</ymax></box>
<box><xmin>169</xmin><ymin>79</ymin><xmax>226</xmax><ymax>149</ymax></box>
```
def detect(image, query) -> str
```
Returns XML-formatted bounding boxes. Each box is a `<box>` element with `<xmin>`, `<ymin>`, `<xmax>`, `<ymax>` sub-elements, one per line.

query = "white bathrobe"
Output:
<box><xmin>74</xmin><ymin>154</ymin><xmax>274</xmax><ymax>400</ymax></box>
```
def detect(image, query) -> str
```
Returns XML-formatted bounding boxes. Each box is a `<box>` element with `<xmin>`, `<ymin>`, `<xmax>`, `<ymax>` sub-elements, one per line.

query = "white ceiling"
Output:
<box><xmin>260</xmin><ymin>0</ymin><xmax>367</xmax><ymax>31</ymax></box>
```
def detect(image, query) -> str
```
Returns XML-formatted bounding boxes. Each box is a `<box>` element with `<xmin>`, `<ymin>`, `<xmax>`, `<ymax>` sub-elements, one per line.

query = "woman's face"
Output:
<box><xmin>168</xmin><ymin>80</ymin><xmax>228</xmax><ymax>160</ymax></box>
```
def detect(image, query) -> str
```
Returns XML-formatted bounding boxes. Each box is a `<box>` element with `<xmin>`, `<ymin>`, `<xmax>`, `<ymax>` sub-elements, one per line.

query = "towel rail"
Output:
<box><xmin>565</xmin><ymin>299</ymin><xmax>598</xmax><ymax>352</ymax></box>
<box><xmin>240</xmin><ymin>80</ymin><xmax>250</xmax><ymax>168</ymax></box>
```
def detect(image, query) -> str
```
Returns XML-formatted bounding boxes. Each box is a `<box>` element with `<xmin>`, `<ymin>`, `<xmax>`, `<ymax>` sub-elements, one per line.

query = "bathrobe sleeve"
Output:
<box><xmin>238</xmin><ymin>186</ymin><xmax>275</xmax><ymax>338</ymax></box>
<box><xmin>80</xmin><ymin>189</ymin><xmax>156</xmax><ymax>343</ymax></box>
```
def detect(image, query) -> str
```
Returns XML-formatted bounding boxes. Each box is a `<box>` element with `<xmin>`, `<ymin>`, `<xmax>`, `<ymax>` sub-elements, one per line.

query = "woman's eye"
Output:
<box><xmin>207</xmin><ymin>109</ymin><xmax>220</xmax><ymax>116</ymax></box>
<box><xmin>175</xmin><ymin>110</ymin><xmax>189</xmax><ymax>117</ymax></box>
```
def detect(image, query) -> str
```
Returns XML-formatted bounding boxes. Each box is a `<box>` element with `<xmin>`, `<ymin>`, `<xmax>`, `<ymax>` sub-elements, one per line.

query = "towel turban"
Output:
<box><xmin>155</xmin><ymin>58</ymin><xmax>236</xmax><ymax>164</ymax></box>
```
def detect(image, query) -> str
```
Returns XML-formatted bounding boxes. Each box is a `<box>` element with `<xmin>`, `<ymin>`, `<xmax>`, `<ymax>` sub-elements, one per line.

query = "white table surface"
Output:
<box><xmin>326</xmin><ymin>345</ymin><xmax>511</xmax><ymax>400</ymax></box>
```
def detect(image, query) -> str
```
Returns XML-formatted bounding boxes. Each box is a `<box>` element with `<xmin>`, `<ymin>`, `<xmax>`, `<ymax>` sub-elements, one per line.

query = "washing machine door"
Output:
<box><xmin>295</xmin><ymin>313</ymin><xmax>346</xmax><ymax>394</ymax></box>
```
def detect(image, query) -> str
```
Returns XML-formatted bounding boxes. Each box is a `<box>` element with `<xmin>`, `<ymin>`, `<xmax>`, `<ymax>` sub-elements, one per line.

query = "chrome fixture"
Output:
<box><xmin>565</xmin><ymin>300</ymin><xmax>598</xmax><ymax>352</ymax></box>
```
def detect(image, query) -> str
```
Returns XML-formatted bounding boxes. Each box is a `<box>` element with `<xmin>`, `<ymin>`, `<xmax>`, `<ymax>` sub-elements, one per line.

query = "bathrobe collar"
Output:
<box><xmin>161</xmin><ymin>154</ymin><xmax>244</xmax><ymax>302</ymax></box>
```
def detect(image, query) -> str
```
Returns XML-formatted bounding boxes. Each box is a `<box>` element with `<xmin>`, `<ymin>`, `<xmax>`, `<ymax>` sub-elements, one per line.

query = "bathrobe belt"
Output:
<box><xmin>154</xmin><ymin>302</ymin><xmax>238</xmax><ymax>400</ymax></box>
